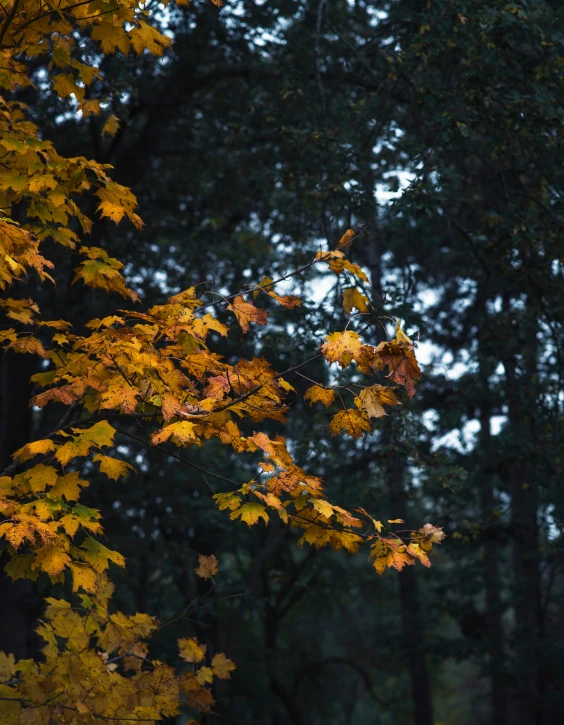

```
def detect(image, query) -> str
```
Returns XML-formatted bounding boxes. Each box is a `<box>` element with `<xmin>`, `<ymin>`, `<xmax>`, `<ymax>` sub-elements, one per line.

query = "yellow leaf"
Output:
<box><xmin>194</xmin><ymin>554</ymin><xmax>218</xmax><ymax>580</ymax></box>
<box><xmin>310</xmin><ymin>498</ymin><xmax>334</xmax><ymax>520</ymax></box>
<box><xmin>14</xmin><ymin>439</ymin><xmax>55</xmax><ymax>463</ymax></box>
<box><xmin>355</xmin><ymin>385</ymin><xmax>399</xmax><ymax>419</ymax></box>
<box><xmin>23</xmin><ymin>464</ymin><xmax>58</xmax><ymax>493</ymax></box>
<box><xmin>102</xmin><ymin>114</ymin><xmax>120</xmax><ymax>138</ymax></box>
<box><xmin>228</xmin><ymin>295</ymin><xmax>268</xmax><ymax>333</ymax></box>
<box><xmin>178</xmin><ymin>638</ymin><xmax>206</xmax><ymax>663</ymax></box>
<box><xmin>321</xmin><ymin>330</ymin><xmax>365</xmax><ymax>368</ymax></box>
<box><xmin>329</xmin><ymin>409</ymin><xmax>371</xmax><ymax>438</ymax></box>
<box><xmin>129</xmin><ymin>21</ymin><xmax>172</xmax><ymax>56</ymax></box>
<box><xmin>151</xmin><ymin>421</ymin><xmax>197</xmax><ymax>446</ymax></box>
<box><xmin>211</xmin><ymin>653</ymin><xmax>236</xmax><ymax>679</ymax></box>
<box><xmin>196</xmin><ymin>666</ymin><xmax>214</xmax><ymax>685</ymax></box>
<box><xmin>337</xmin><ymin>228</ymin><xmax>356</xmax><ymax>249</ymax></box>
<box><xmin>93</xmin><ymin>454</ymin><xmax>134</xmax><ymax>481</ymax></box>
<box><xmin>79</xmin><ymin>537</ymin><xmax>125</xmax><ymax>573</ymax></box>
<box><xmin>50</xmin><ymin>471</ymin><xmax>89</xmax><ymax>501</ymax></box>
<box><xmin>304</xmin><ymin>385</ymin><xmax>335</xmax><ymax>407</ymax></box>
<box><xmin>230</xmin><ymin>502</ymin><xmax>269</xmax><ymax>526</ymax></box>
<box><xmin>69</xmin><ymin>562</ymin><xmax>98</xmax><ymax>593</ymax></box>
<box><xmin>342</xmin><ymin>287</ymin><xmax>369</xmax><ymax>315</ymax></box>
<box><xmin>91</xmin><ymin>22</ymin><xmax>130</xmax><ymax>55</ymax></box>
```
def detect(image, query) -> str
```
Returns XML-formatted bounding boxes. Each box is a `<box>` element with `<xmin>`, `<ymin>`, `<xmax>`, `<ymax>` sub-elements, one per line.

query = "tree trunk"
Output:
<box><xmin>503</xmin><ymin>298</ymin><xmax>542</xmax><ymax>725</ymax></box>
<box><xmin>478</xmin><ymin>403</ymin><xmax>508</xmax><ymax>725</ymax></box>
<box><xmin>385</xmin><ymin>428</ymin><xmax>434</xmax><ymax>725</ymax></box>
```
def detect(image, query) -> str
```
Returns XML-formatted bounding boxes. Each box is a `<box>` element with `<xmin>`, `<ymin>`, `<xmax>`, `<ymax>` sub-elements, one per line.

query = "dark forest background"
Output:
<box><xmin>1</xmin><ymin>1</ymin><xmax>564</xmax><ymax>724</ymax></box>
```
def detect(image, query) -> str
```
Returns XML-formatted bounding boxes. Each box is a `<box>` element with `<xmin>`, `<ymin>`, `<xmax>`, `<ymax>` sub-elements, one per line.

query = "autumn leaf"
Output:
<box><xmin>373</xmin><ymin>323</ymin><xmax>421</xmax><ymax>397</ymax></box>
<box><xmin>194</xmin><ymin>554</ymin><xmax>218</xmax><ymax>580</ymax></box>
<box><xmin>151</xmin><ymin>421</ymin><xmax>197</xmax><ymax>446</ymax></box>
<box><xmin>304</xmin><ymin>384</ymin><xmax>336</xmax><ymax>407</ymax></box>
<box><xmin>178</xmin><ymin>638</ymin><xmax>206</xmax><ymax>663</ymax></box>
<box><xmin>228</xmin><ymin>295</ymin><xmax>268</xmax><ymax>333</ymax></box>
<box><xmin>93</xmin><ymin>454</ymin><xmax>134</xmax><ymax>481</ymax></box>
<box><xmin>211</xmin><ymin>653</ymin><xmax>236</xmax><ymax>679</ymax></box>
<box><xmin>355</xmin><ymin>385</ymin><xmax>399</xmax><ymax>419</ymax></box>
<box><xmin>321</xmin><ymin>330</ymin><xmax>365</xmax><ymax>368</ymax></box>
<box><xmin>342</xmin><ymin>287</ymin><xmax>369</xmax><ymax>315</ymax></box>
<box><xmin>230</xmin><ymin>502</ymin><xmax>269</xmax><ymax>526</ymax></box>
<box><xmin>14</xmin><ymin>438</ymin><xmax>55</xmax><ymax>463</ymax></box>
<box><xmin>329</xmin><ymin>409</ymin><xmax>371</xmax><ymax>438</ymax></box>
<box><xmin>129</xmin><ymin>21</ymin><xmax>172</xmax><ymax>56</ymax></box>
<box><xmin>79</xmin><ymin>537</ymin><xmax>125</xmax><ymax>573</ymax></box>
<box><xmin>102</xmin><ymin>114</ymin><xmax>120</xmax><ymax>138</ymax></box>
<box><xmin>68</xmin><ymin>561</ymin><xmax>98</xmax><ymax>593</ymax></box>
<box><xmin>337</xmin><ymin>228</ymin><xmax>356</xmax><ymax>249</ymax></box>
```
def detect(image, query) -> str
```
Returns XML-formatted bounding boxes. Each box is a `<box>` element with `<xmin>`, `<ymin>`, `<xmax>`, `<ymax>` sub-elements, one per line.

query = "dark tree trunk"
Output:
<box><xmin>503</xmin><ymin>299</ymin><xmax>543</xmax><ymax>725</ymax></box>
<box><xmin>385</xmin><ymin>429</ymin><xmax>434</xmax><ymax>725</ymax></box>
<box><xmin>366</xmin><ymin>230</ymin><xmax>434</xmax><ymax>725</ymax></box>
<box><xmin>478</xmin><ymin>402</ymin><xmax>508</xmax><ymax>725</ymax></box>
<box><xmin>0</xmin><ymin>351</ymin><xmax>41</xmax><ymax>659</ymax></box>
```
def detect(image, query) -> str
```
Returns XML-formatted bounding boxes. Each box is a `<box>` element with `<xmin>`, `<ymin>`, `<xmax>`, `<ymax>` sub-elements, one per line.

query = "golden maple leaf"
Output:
<box><xmin>321</xmin><ymin>330</ymin><xmax>365</xmax><ymax>368</ymax></box>
<box><xmin>304</xmin><ymin>384</ymin><xmax>336</xmax><ymax>407</ymax></box>
<box><xmin>228</xmin><ymin>295</ymin><xmax>268</xmax><ymax>333</ymax></box>
<box><xmin>194</xmin><ymin>554</ymin><xmax>219</xmax><ymax>580</ymax></box>
<box><xmin>329</xmin><ymin>409</ymin><xmax>371</xmax><ymax>438</ymax></box>
<box><xmin>211</xmin><ymin>653</ymin><xmax>236</xmax><ymax>679</ymax></box>
<box><xmin>355</xmin><ymin>385</ymin><xmax>399</xmax><ymax>419</ymax></box>
<box><xmin>342</xmin><ymin>287</ymin><xmax>369</xmax><ymax>315</ymax></box>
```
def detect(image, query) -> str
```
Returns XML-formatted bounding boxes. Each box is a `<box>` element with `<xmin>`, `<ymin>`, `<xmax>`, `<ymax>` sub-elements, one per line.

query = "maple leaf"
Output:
<box><xmin>254</xmin><ymin>277</ymin><xmax>302</xmax><ymax>309</ymax></box>
<box><xmin>213</xmin><ymin>491</ymin><xmax>242</xmax><ymax>511</ymax></box>
<box><xmin>68</xmin><ymin>562</ymin><xmax>98</xmax><ymax>593</ymax></box>
<box><xmin>79</xmin><ymin>537</ymin><xmax>125</xmax><ymax>573</ymax></box>
<box><xmin>52</xmin><ymin>74</ymin><xmax>83</xmax><ymax>101</ymax></box>
<box><xmin>304</xmin><ymin>385</ymin><xmax>335</xmax><ymax>407</ymax></box>
<box><xmin>102</xmin><ymin>114</ymin><xmax>120</xmax><ymax>138</ymax></box>
<box><xmin>373</xmin><ymin>323</ymin><xmax>421</xmax><ymax>397</ymax></box>
<box><xmin>93</xmin><ymin>454</ymin><xmax>134</xmax><ymax>481</ymax></box>
<box><xmin>0</xmin><ymin>297</ymin><xmax>39</xmax><ymax>325</ymax></box>
<box><xmin>151</xmin><ymin>421</ymin><xmax>197</xmax><ymax>446</ymax></box>
<box><xmin>228</xmin><ymin>295</ymin><xmax>268</xmax><ymax>333</ymax></box>
<box><xmin>413</xmin><ymin>523</ymin><xmax>446</xmax><ymax>552</ymax></box>
<box><xmin>230</xmin><ymin>502</ymin><xmax>269</xmax><ymax>526</ymax></box>
<box><xmin>355</xmin><ymin>385</ymin><xmax>399</xmax><ymax>419</ymax></box>
<box><xmin>95</xmin><ymin>184</ymin><xmax>142</xmax><ymax>229</ymax></box>
<box><xmin>329</xmin><ymin>409</ymin><xmax>371</xmax><ymax>438</ymax></box>
<box><xmin>211</xmin><ymin>653</ymin><xmax>236</xmax><ymax>680</ymax></box>
<box><xmin>196</xmin><ymin>666</ymin><xmax>214</xmax><ymax>685</ymax></box>
<box><xmin>342</xmin><ymin>287</ymin><xmax>369</xmax><ymax>315</ymax></box>
<box><xmin>91</xmin><ymin>22</ymin><xmax>130</xmax><ymax>54</ymax></box>
<box><xmin>13</xmin><ymin>438</ymin><xmax>55</xmax><ymax>463</ymax></box>
<box><xmin>310</xmin><ymin>498</ymin><xmax>334</xmax><ymax>519</ymax></box>
<box><xmin>321</xmin><ymin>330</ymin><xmax>365</xmax><ymax>368</ymax></box>
<box><xmin>50</xmin><ymin>471</ymin><xmax>89</xmax><ymax>501</ymax></box>
<box><xmin>55</xmin><ymin>422</ymin><xmax>116</xmax><ymax>466</ymax></box>
<box><xmin>194</xmin><ymin>554</ymin><xmax>218</xmax><ymax>580</ymax></box>
<box><xmin>406</xmin><ymin>542</ymin><xmax>431</xmax><ymax>568</ymax></box>
<box><xmin>337</xmin><ymin>228</ymin><xmax>356</xmax><ymax>249</ymax></box>
<box><xmin>178</xmin><ymin>638</ymin><xmax>206</xmax><ymax>663</ymax></box>
<box><xmin>129</xmin><ymin>21</ymin><xmax>172</xmax><ymax>56</ymax></box>
<box><xmin>22</xmin><ymin>464</ymin><xmax>58</xmax><ymax>493</ymax></box>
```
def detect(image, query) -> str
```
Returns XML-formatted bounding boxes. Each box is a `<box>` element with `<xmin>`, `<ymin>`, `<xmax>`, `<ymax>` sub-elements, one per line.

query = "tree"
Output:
<box><xmin>0</xmin><ymin>1</ymin><xmax>443</xmax><ymax>722</ymax></box>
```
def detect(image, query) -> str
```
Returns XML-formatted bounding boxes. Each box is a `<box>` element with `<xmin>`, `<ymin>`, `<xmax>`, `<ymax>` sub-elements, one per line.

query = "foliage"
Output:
<box><xmin>0</xmin><ymin>1</ymin><xmax>447</xmax><ymax>722</ymax></box>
